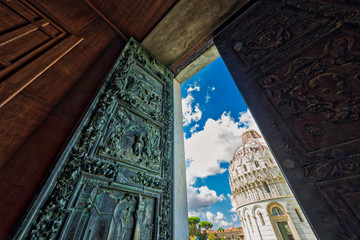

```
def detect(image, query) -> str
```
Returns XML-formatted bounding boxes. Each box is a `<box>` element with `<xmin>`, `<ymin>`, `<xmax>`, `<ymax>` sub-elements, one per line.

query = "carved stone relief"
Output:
<box><xmin>285</xmin><ymin>0</ymin><xmax>360</xmax><ymax>27</ymax></box>
<box><xmin>257</xmin><ymin>30</ymin><xmax>360</xmax><ymax>155</ymax></box>
<box><xmin>231</xmin><ymin>0</ymin><xmax>328</xmax><ymax>72</ymax></box>
<box><xmin>235</xmin><ymin>10</ymin><xmax>321</xmax><ymax>68</ymax></box>
<box><xmin>14</xmin><ymin>38</ymin><xmax>174</xmax><ymax>240</ymax></box>
<box><xmin>306</xmin><ymin>153</ymin><xmax>360</xmax><ymax>182</ymax></box>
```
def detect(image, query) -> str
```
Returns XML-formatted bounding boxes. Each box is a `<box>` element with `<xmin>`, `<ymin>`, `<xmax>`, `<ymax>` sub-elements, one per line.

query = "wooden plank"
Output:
<box><xmin>0</xmin><ymin>35</ymin><xmax>83</xmax><ymax>108</ymax></box>
<box><xmin>0</xmin><ymin>58</ymin><xmax>11</xmax><ymax>67</ymax></box>
<box><xmin>5</xmin><ymin>0</ymin><xmax>39</xmax><ymax>22</ymax></box>
<box><xmin>0</xmin><ymin>32</ymin><xmax>66</xmax><ymax>79</ymax></box>
<box><xmin>0</xmin><ymin>19</ymin><xmax>48</xmax><ymax>46</ymax></box>
<box><xmin>85</xmin><ymin>0</ymin><xmax>178</xmax><ymax>41</ymax></box>
<box><xmin>27</xmin><ymin>0</ymin><xmax>97</xmax><ymax>34</ymax></box>
<box><xmin>84</xmin><ymin>0</ymin><xmax>128</xmax><ymax>41</ymax></box>
<box><xmin>0</xmin><ymin>3</ymin><xmax>28</xmax><ymax>34</ymax></box>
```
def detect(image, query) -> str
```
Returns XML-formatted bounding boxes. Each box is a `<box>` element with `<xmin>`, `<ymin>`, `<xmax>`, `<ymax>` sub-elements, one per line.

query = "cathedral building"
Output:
<box><xmin>229</xmin><ymin>130</ymin><xmax>317</xmax><ymax>240</ymax></box>
<box><xmin>0</xmin><ymin>0</ymin><xmax>359</xmax><ymax>239</ymax></box>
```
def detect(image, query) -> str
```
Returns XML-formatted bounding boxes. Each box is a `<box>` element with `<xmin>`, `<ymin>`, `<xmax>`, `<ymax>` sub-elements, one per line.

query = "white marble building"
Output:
<box><xmin>229</xmin><ymin>130</ymin><xmax>317</xmax><ymax>240</ymax></box>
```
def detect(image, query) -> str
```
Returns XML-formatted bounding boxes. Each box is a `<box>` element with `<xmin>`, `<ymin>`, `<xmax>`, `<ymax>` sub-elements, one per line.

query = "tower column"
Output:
<box><xmin>253</xmin><ymin>215</ymin><xmax>263</xmax><ymax>240</ymax></box>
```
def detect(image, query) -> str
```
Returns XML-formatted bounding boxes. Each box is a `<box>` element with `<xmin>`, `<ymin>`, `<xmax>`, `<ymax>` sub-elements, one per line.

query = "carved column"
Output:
<box><xmin>172</xmin><ymin>79</ymin><xmax>190</xmax><ymax>239</ymax></box>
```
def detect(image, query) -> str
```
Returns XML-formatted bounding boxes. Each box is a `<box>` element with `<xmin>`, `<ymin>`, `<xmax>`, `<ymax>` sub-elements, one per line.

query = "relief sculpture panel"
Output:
<box><xmin>13</xmin><ymin>38</ymin><xmax>174</xmax><ymax>239</ymax></box>
<box><xmin>61</xmin><ymin>179</ymin><xmax>157</xmax><ymax>240</ymax></box>
<box><xmin>118</xmin><ymin>64</ymin><xmax>164</xmax><ymax>113</ymax></box>
<box><xmin>257</xmin><ymin>29</ymin><xmax>360</xmax><ymax>160</ymax></box>
<box><xmin>230</xmin><ymin>0</ymin><xmax>328</xmax><ymax>72</ymax></box>
<box><xmin>96</xmin><ymin>106</ymin><xmax>162</xmax><ymax>172</ymax></box>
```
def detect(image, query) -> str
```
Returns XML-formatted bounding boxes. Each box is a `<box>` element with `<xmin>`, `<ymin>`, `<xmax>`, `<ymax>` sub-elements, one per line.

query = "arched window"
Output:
<box><xmin>271</xmin><ymin>207</ymin><xmax>284</xmax><ymax>216</ymax></box>
<box><xmin>250</xmin><ymin>131</ymin><xmax>258</xmax><ymax>139</ymax></box>
<box><xmin>295</xmin><ymin>208</ymin><xmax>304</xmax><ymax>222</ymax></box>
<box><xmin>258</xmin><ymin>212</ymin><xmax>265</xmax><ymax>225</ymax></box>
<box><xmin>243</xmin><ymin>165</ymin><xmax>247</xmax><ymax>172</ymax></box>
<box><xmin>268</xmin><ymin>157</ymin><xmax>273</xmax><ymax>164</ymax></box>
<box><xmin>264</xmin><ymin>182</ymin><xmax>271</xmax><ymax>193</ymax></box>
<box><xmin>254</xmin><ymin>160</ymin><xmax>259</xmax><ymax>167</ymax></box>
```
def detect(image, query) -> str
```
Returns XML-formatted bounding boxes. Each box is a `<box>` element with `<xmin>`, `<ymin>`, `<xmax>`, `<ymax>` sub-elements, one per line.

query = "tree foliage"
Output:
<box><xmin>188</xmin><ymin>217</ymin><xmax>200</xmax><ymax>237</ymax></box>
<box><xmin>188</xmin><ymin>217</ymin><xmax>200</xmax><ymax>226</ymax></box>
<box><xmin>198</xmin><ymin>221</ymin><xmax>213</xmax><ymax>230</ymax></box>
<box><xmin>208</xmin><ymin>233</ymin><xmax>215</xmax><ymax>240</ymax></box>
<box><xmin>217</xmin><ymin>227</ymin><xmax>225</xmax><ymax>232</ymax></box>
<box><xmin>188</xmin><ymin>217</ymin><xmax>214</xmax><ymax>239</ymax></box>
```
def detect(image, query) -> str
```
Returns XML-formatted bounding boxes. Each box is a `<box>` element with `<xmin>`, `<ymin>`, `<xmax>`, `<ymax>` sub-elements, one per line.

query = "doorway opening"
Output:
<box><xmin>180</xmin><ymin>56</ymin><xmax>317</xmax><ymax>240</ymax></box>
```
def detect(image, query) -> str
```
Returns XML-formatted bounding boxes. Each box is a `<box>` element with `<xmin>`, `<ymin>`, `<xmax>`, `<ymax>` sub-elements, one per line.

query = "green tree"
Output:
<box><xmin>220</xmin><ymin>237</ymin><xmax>226</xmax><ymax>240</ymax></box>
<box><xmin>217</xmin><ymin>227</ymin><xmax>225</xmax><ymax>232</ymax></box>
<box><xmin>189</xmin><ymin>217</ymin><xmax>200</xmax><ymax>225</ymax></box>
<box><xmin>208</xmin><ymin>233</ymin><xmax>215</xmax><ymax>240</ymax></box>
<box><xmin>198</xmin><ymin>221</ymin><xmax>213</xmax><ymax>230</ymax></box>
<box><xmin>197</xmin><ymin>231</ymin><xmax>208</xmax><ymax>240</ymax></box>
<box><xmin>188</xmin><ymin>217</ymin><xmax>200</xmax><ymax>237</ymax></box>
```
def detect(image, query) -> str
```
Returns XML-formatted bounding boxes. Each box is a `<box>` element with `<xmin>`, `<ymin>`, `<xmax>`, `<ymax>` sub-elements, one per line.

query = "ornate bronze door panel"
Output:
<box><xmin>215</xmin><ymin>1</ymin><xmax>360</xmax><ymax>239</ymax></box>
<box><xmin>14</xmin><ymin>38</ymin><xmax>174</xmax><ymax>239</ymax></box>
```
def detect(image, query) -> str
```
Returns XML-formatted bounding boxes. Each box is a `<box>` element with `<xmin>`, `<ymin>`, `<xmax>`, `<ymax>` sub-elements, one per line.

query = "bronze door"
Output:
<box><xmin>13</xmin><ymin>38</ymin><xmax>174</xmax><ymax>240</ymax></box>
<box><xmin>215</xmin><ymin>0</ymin><xmax>360</xmax><ymax>239</ymax></box>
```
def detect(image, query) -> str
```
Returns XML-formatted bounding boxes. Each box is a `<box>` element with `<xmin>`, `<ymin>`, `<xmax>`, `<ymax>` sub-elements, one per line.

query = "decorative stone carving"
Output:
<box><xmin>306</xmin><ymin>153</ymin><xmax>360</xmax><ymax>182</ymax></box>
<box><xmin>238</xmin><ymin>12</ymin><xmax>294</xmax><ymax>63</ymax></box>
<box><xmin>261</xmin><ymin>34</ymin><xmax>360</xmax><ymax>123</ymax></box>
<box><xmin>15</xmin><ymin>38</ymin><xmax>174</xmax><ymax>240</ymax></box>
<box><xmin>285</xmin><ymin>0</ymin><xmax>360</xmax><ymax>26</ymax></box>
<box><xmin>231</xmin><ymin>0</ymin><xmax>325</xmax><ymax>71</ymax></box>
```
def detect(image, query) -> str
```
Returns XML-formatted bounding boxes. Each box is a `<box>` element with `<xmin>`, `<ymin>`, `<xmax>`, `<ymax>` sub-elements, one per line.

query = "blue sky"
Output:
<box><xmin>181</xmin><ymin>57</ymin><xmax>261</xmax><ymax>230</ymax></box>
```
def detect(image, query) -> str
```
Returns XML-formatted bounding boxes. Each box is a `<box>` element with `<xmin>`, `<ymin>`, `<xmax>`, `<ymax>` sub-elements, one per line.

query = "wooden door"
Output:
<box><xmin>215</xmin><ymin>0</ymin><xmax>360</xmax><ymax>239</ymax></box>
<box><xmin>13</xmin><ymin>38</ymin><xmax>174</xmax><ymax>240</ymax></box>
<box><xmin>0</xmin><ymin>0</ymin><xmax>83</xmax><ymax>107</ymax></box>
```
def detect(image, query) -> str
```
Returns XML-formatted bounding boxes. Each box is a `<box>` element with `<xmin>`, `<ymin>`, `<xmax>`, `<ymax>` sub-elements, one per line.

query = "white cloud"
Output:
<box><xmin>187</xmin><ymin>185</ymin><xmax>225</xmax><ymax>212</ymax></box>
<box><xmin>206</xmin><ymin>211</ymin><xmax>232</xmax><ymax>228</ymax></box>
<box><xmin>185</xmin><ymin>110</ymin><xmax>260</xmax><ymax>185</ymax></box>
<box><xmin>187</xmin><ymin>85</ymin><xmax>200</xmax><ymax>93</ymax></box>
<box><xmin>238</xmin><ymin>110</ymin><xmax>260</xmax><ymax>131</ymax></box>
<box><xmin>182</xmin><ymin>85</ymin><xmax>202</xmax><ymax>126</ymax></box>
<box><xmin>188</xmin><ymin>211</ymin><xmax>201</xmax><ymax>217</ymax></box>
<box><xmin>190</xmin><ymin>124</ymin><xmax>200</xmax><ymax>134</ymax></box>
<box><xmin>184</xmin><ymin>109</ymin><xmax>260</xmax><ymax>227</ymax></box>
<box><xmin>205</xmin><ymin>96</ymin><xmax>210</xmax><ymax>103</ymax></box>
<box><xmin>227</xmin><ymin>194</ymin><xmax>237</xmax><ymax>213</ymax></box>
<box><xmin>205</xmin><ymin>86</ymin><xmax>216</xmax><ymax>103</ymax></box>
<box><xmin>231</xmin><ymin>214</ymin><xmax>238</xmax><ymax>222</ymax></box>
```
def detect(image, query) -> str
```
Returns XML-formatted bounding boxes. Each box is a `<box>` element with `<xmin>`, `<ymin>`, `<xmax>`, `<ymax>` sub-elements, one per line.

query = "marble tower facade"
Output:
<box><xmin>229</xmin><ymin>130</ymin><xmax>317</xmax><ymax>240</ymax></box>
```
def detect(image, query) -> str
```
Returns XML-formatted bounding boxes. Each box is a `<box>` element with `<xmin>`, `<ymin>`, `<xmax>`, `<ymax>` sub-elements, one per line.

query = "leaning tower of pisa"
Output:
<box><xmin>229</xmin><ymin>130</ymin><xmax>317</xmax><ymax>240</ymax></box>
